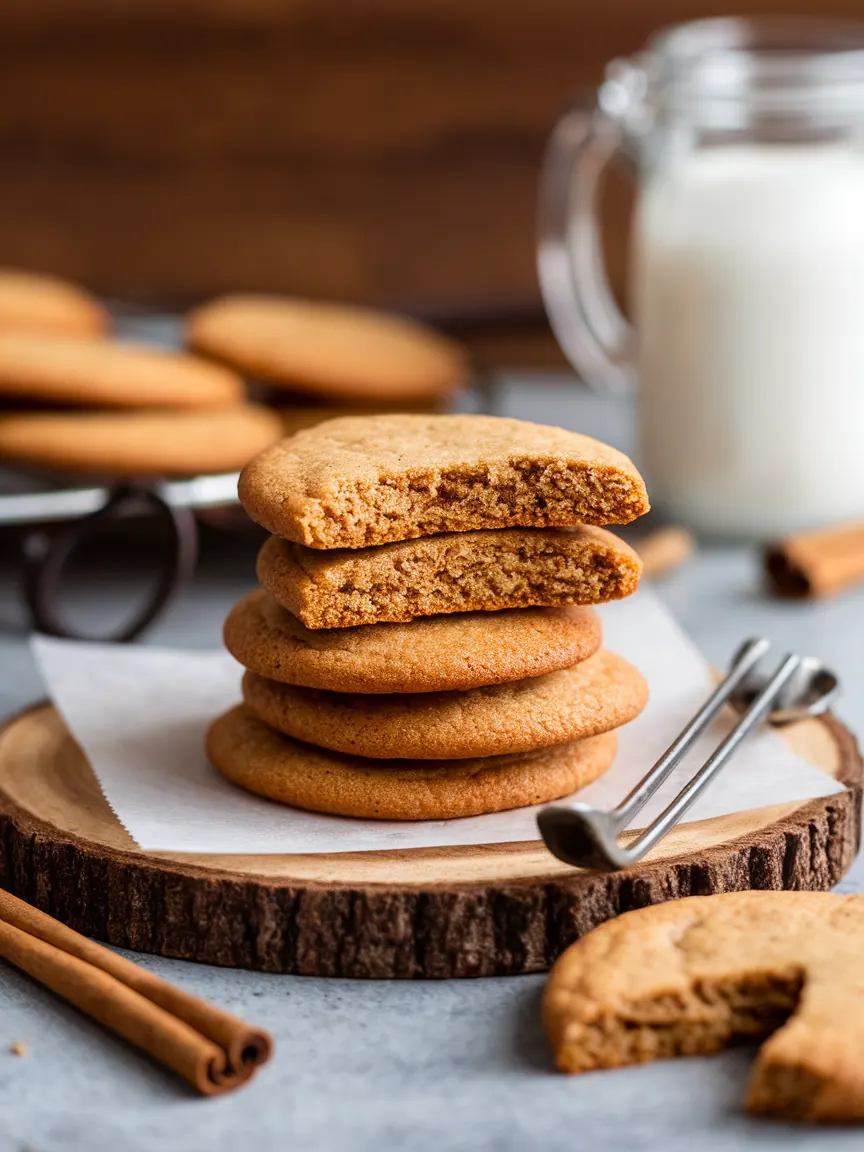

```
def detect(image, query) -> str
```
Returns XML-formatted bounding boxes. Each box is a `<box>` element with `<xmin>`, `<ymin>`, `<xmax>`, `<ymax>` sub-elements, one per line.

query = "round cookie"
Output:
<box><xmin>241</xmin><ymin>649</ymin><xmax>647</xmax><ymax>759</ymax></box>
<box><xmin>187</xmin><ymin>294</ymin><xmax>467</xmax><ymax>401</ymax></box>
<box><xmin>206</xmin><ymin>704</ymin><xmax>618</xmax><ymax>820</ymax></box>
<box><xmin>0</xmin><ymin>405</ymin><xmax>282</xmax><ymax>477</ymax></box>
<box><xmin>0</xmin><ymin>334</ymin><xmax>243</xmax><ymax>408</ymax></box>
<box><xmin>0</xmin><ymin>269</ymin><xmax>107</xmax><ymax>338</ymax></box>
<box><xmin>238</xmin><ymin>414</ymin><xmax>650</xmax><ymax>550</ymax></box>
<box><xmin>543</xmin><ymin>891</ymin><xmax>864</xmax><ymax>1124</ymax></box>
<box><xmin>223</xmin><ymin>589</ymin><xmax>603</xmax><ymax>694</ymax></box>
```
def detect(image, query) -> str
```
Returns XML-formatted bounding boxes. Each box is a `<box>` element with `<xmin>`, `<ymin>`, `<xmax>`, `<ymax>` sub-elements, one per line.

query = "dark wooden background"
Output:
<box><xmin>0</xmin><ymin>0</ymin><xmax>855</xmax><ymax>361</ymax></box>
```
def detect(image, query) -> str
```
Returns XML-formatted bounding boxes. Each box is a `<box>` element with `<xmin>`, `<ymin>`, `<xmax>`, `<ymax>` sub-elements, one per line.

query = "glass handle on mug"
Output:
<box><xmin>537</xmin><ymin>100</ymin><xmax>637</xmax><ymax>395</ymax></box>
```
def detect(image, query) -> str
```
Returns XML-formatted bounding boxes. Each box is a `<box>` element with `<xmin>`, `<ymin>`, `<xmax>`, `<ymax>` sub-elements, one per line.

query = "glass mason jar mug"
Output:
<box><xmin>538</xmin><ymin>19</ymin><xmax>864</xmax><ymax>539</ymax></box>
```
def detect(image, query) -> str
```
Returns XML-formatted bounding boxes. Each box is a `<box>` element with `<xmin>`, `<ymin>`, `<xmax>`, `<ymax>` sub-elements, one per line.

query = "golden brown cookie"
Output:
<box><xmin>187</xmin><ymin>294</ymin><xmax>466</xmax><ymax>401</ymax></box>
<box><xmin>0</xmin><ymin>269</ymin><xmax>107</xmax><ymax>338</ymax></box>
<box><xmin>0</xmin><ymin>405</ymin><xmax>282</xmax><ymax>477</ymax></box>
<box><xmin>0</xmin><ymin>334</ymin><xmax>242</xmax><ymax>409</ymax></box>
<box><xmin>207</xmin><ymin>704</ymin><xmax>618</xmax><ymax>819</ymax></box>
<box><xmin>224</xmin><ymin>590</ymin><xmax>603</xmax><ymax>694</ymax></box>
<box><xmin>241</xmin><ymin>649</ymin><xmax>647</xmax><ymax>759</ymax></box>
<box><xmin>239</xmin><ymin>414</ymin><xmax>650</xmax><ymax>549</ymax></box>
<box><xmin>543</xmin><ymin>891</ymin><xmax>864</xmax><ymax>1124</ymax></box>
<box><xmin>257</xmin><ymin>525</ymin><xmax>641</xmax><ymax>629</ymax></box>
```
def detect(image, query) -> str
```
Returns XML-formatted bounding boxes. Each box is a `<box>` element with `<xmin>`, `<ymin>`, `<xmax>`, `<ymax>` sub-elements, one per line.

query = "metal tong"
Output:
<box><xmin>538</xmin><ymin>637</ymin><xmax>840</xmax><ymax>873</ymax></box>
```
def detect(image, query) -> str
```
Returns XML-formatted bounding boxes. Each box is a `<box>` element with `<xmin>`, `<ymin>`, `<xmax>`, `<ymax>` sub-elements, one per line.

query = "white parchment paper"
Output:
<box><xmin>30</xmin><ymin>589</ymin><xmax>843</xmax><ymax>854</ymax></box>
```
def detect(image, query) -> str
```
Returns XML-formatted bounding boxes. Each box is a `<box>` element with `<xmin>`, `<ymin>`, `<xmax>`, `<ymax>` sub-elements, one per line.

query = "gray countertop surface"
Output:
<box><xmin>0</xmin><ymin>377</ymin><xmax>863</xmax><ymax>1152</ymax></box>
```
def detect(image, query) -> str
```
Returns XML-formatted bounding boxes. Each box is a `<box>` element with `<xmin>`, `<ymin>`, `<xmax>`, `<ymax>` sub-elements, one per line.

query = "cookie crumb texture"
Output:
<box><xmin>258</xmin><ymin>525</ymin><xmax>641</xmax><ymax>629</ymax></box>
<box><xmin>543</xmin><ymin>891</ymin><xmax>864</xmax><ymax>1124</ymax></box>
<box><xmin>238</xmin><ymin>414</ymin><xmax>649</xmax><ymax>548</ymax></box>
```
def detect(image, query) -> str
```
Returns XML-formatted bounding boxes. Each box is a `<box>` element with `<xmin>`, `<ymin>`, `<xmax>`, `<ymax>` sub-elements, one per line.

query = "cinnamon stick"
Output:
<box><xmin>765</xmin><ymin>522</ymin><xmax>864</xmax><ymax>599</ymax></box>
<box><xmin>636</xmin><ymin>526</ymin><xmax>695</xmax><ymax>580</ymax></box>
<box><xmin>0</xmin><ymin>889</ymin><xmax>272</xmax><ymax>1094</ymax></box>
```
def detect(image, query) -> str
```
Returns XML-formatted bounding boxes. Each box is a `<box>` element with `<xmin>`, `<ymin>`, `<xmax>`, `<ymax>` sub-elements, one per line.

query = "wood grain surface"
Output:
<box><xmin>0</xmin><ymin>702</ymin><xmax>859</xmax><ymax>978</ymax></box>
<box><xmin>0</xmin><ymin>0</ymin><xmax>857</xmax><ymax>322</ymax></box>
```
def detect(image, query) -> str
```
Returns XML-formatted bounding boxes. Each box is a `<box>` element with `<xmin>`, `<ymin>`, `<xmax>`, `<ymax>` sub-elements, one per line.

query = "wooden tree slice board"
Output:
<box><xmin>0</xmin><ymin>703</ymin><xmax>860</xmax><ymax>979</ymax></box>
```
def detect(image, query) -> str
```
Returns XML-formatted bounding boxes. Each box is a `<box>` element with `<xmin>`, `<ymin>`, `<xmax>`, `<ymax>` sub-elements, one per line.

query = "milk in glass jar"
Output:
<box><xmin>538</xmin><ymin>19</ymin><xmax>864</xmax><ymax>538</ymax></box>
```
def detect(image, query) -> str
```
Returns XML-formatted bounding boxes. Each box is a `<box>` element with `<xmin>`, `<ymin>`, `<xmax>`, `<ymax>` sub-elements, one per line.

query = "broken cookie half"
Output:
<box><xmin>238</xmin><ymin>413</ymin><xmax>649</xmax><ymax>549</ymax></box>
<box><xmin>543</xmin><ymin>891</ymin><xmax>864</xmax><ymax>1124</ymax></box>
<box><xmin>256</xmin><ymin>524</ymin><xmax>642</xmax><ymax>629</ymax></box>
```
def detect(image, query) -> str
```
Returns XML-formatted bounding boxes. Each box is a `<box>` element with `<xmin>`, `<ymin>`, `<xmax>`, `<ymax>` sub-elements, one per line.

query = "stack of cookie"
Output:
<box><xmin>0</xmin><ymin>268</ymin><xmax>282</xmax><ymax>478</ymax></box>
<box><xmin>207</xmin><ymin>413</ymin><xmax>651</xmax><ymax>821</ymax></box>
<box><xmin>0</xmin><ymin>276</ymin><xmax>467</xmax><ymax>478</ymax></box>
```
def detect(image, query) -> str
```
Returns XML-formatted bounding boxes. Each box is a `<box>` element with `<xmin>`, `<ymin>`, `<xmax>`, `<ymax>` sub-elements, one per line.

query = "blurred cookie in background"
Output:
<box><xmin>0</xmin><ymin>334</ymin><xmax>243</xmax><ymax>410</ymax></box>
<box><xmin>277</xmin><ymin>397</ymin><xmax>449</xmax><ymax>438</ymax></box>
<box><xmin>0</xmin><ymin>405</ymin><xmax>282</xmax><ymax>477</ymax></box>
<box><xmin>0</xmin><ymin>269</ymin><xmax>108</xmax><ymax>339</ymax></box>
<box><xmin>187</xmin><ymin>294</ymin><xmax>468</xmax><ymax>403</ymax></box>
